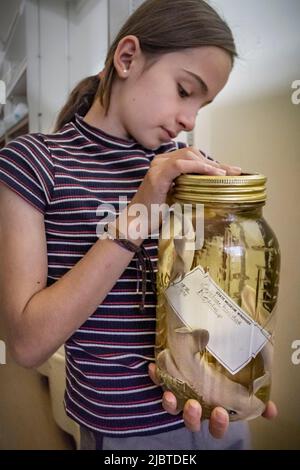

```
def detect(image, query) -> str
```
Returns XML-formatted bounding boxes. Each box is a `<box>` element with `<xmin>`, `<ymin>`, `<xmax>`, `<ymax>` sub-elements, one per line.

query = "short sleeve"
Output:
<box><xmin>0</xmin><ymin>134</ymin><xmax>55</xmax><ymax>213</ymax></box>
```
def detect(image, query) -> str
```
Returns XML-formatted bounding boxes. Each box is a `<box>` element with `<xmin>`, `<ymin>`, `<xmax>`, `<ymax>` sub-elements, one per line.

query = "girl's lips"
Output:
<box><xmin>162</xmin><ymin>127</ymin><xmax>176</xmax><ymax>140</ymax></box>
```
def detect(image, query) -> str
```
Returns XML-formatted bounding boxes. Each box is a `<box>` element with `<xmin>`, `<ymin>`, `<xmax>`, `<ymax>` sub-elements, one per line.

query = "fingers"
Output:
<box><xmin>162</xmin><ymin>391</ymin><xmax>180</xmax><ymax>415</ymax></box>
<box><xmin>148</xmin><ymin>363</ymin><xmax>181</xmax><ymax>416</ymax></box>
<box><xmin>188</xmin><ymin>147</ymin><xmax>242</xmax><ymax>176</ymax></box>
<box><xmin>219</xmin><ymin>163</ymin><xmax>242</xmax><ymax>176</ymax></box>
<box><xmin>148</xmin><ymin>364</ymin><xmax>230</xmax><ymax>438</ymax></box>
<box><xmin>188</xmin><ymin>147</ymin><xmax>220</xmax><ymax>168</ymax></box>
<box><xmin>262</xmin><ymin>400</ymin><xmax>278</xmax><ymax>420</ymax></box>
<box><xmin>182</xmin><ymin>399</ymin><xmax>202</xmax><ymax>432</ymax></box>
<box><xmin>208</xmin><ymin>407</ymin><xmax>229</xmax><ymax>439</ymax></box>
<box><xmin>164</xmin><ymin>396</ymin><xmax>229</xmax><ymax>438</ymax></box>
<box><xmin>153</xmin><ymin>147</ymin><xmax>242</xmax><ymax>177</ymax></box>
<box><xmin>148</xmin><ymin>363</ymin><xmax>161</xmax><ymax>386</ymax></box>
<box><xmin>168</xmin><ymin>159</ymin><xmax>226</xmax><ymax>180</ymax></box>
<box><xmin>183</xmin><ymin>152</ymin><xmax>227</xmax><ymax>176</ymax></box>
<box><xmin>148</xmin><ymin>363</ymin><xmax>183</xmax><ymax>416</ymax></box>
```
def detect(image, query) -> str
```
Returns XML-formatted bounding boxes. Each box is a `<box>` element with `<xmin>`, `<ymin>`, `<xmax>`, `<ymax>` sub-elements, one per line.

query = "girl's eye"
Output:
<box><xmin>178</xmin><ymin>84</ymin><xmax>190</xmax><ymax>98</ymax></box>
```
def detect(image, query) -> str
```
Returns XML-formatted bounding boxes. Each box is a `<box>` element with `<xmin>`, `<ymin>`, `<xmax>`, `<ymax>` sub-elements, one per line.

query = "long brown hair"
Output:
<box><xmin>54</xmin><ymin>0</ymin><xmax>237</xmax><ymax>131</ymax></box>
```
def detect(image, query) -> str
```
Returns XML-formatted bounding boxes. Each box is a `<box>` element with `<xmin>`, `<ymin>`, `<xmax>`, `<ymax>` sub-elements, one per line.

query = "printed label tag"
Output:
<box><xmin>165</xmin><ymin>267</ymin><xmax>270</xmax><ymax>375</ymax></box>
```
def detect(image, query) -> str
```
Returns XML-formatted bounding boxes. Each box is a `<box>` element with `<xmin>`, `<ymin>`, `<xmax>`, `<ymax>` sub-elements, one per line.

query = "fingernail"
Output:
<box><xmin>165</xmin><ymin>401</ymin><xmax>176</xmax><ymax>411</ymax></box>
<box><xmin>165</xmin><ymin>397</ymin><xmax>176</xmax><ymax>407</ymax></box>
<box><xmin>189</xmin><ymin>402</ymin><xmax>198</xmax><ymax>411</ymax></box>
<box><xmin>187</xmin><ymin>402</ymin><xmax>200</xmax><ymax>417</ymax></box>
<box><xmin>216</xmin><ymin>169</ymin><xmax>226</xmax><ymax>175</ymax></box>
<box><xmin>231</xmin><ymin>166</ymin><xmax>242</xmax><ymax>172</ymax></box>
<box><xmin>215</xmin><ymin>409</ymin><xmax>228</xmax><ymax>424</ymax></box>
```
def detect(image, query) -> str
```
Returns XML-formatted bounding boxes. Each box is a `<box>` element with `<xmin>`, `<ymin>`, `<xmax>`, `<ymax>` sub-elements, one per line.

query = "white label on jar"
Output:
<box><xmin>165</xmin><ymin>266</ymin><xmax>271</xmax><ymax>375</ymax></box>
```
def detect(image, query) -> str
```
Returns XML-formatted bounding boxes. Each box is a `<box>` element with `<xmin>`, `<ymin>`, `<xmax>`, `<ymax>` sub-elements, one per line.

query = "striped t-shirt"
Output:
<box><xmin>0</xmin><ymin>114</ymin><xmax>187</xmax><ymax>437</ymax></box>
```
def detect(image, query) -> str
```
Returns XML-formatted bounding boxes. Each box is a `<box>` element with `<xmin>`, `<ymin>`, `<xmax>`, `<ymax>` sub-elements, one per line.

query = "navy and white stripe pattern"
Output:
<box><xmin>0</xmin><ymin>114</ymin><xmax>187</xmax><ymax>436</ymax></box>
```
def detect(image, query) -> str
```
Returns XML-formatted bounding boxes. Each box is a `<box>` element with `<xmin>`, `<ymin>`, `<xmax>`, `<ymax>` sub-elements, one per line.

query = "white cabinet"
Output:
<box><xmin>0</xmin><ymin>0</ymin><xmax>28</xmax><ymax>147</ymax></box>
<box><xmin>0</xmin><ymin>0</ymin><xmax>108</xmax><ymax>147</ymax></box>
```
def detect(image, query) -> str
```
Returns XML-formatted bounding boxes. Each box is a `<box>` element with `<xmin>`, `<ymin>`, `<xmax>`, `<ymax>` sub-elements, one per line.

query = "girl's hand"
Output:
<box><xmin>148</xmin><ymin>363</ymin><xmax>278</xmax><ymax>439</ymax></box>
<box><xmin>126</xmin><ymin>147</ymin><xmax>241</xmax><ymax>237</ymax></box>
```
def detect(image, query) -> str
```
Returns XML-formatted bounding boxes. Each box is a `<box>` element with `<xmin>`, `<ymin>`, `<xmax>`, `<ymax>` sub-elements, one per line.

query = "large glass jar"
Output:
<box><xmin>156</xmin><ymin>174</ymin><xmax>280</xmax><ymax>421</ymax></box>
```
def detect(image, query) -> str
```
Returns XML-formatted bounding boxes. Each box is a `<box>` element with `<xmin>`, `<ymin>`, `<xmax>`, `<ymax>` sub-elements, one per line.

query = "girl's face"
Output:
<box><xmin>114</xmin><ymin>46</ymin><xmax>232</xmax><ymax>150</ymax></box>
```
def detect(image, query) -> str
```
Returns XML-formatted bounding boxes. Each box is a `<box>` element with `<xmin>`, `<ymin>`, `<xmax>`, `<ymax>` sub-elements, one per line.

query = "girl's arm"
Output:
<box><xmin>0</xmin><ymin>147</ymin><xmax>238</xmax><ymax>368</ymax></box>
<box><xmin>0</xmin><ymin>183</ymin><xmax>140</xmax><ymax>368</ymax></box>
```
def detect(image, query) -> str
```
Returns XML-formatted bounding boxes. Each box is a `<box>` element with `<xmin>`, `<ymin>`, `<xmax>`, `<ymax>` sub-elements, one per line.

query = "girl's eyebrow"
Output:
<box><xmin>182</xmin><ymin>69</ymin><xmax>209</xmax><ymax>94</ymax></box>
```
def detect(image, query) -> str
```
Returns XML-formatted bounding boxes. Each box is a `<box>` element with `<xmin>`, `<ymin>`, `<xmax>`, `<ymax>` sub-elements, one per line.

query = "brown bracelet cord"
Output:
<box><xmin>103</xmin><ymin>225</ymin><xmax>156</xmax><ymax>312</ymax></box>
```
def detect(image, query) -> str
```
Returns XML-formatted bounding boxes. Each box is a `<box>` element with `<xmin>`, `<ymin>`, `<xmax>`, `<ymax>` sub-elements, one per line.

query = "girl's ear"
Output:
<box><xmin>113</xmin><ymin>35</ymin><xmax>142</xmax><ymax>78</ymax></box>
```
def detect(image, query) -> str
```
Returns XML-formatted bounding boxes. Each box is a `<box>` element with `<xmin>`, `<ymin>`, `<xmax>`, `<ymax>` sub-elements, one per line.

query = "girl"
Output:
<box><xmin>0</xmin><ymin>0</ymin><xmax>276</xmax><ymax>450</ymax></box>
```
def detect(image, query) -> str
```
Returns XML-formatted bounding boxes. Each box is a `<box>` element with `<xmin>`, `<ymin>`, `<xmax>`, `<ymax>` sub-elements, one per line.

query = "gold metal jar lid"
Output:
<box><xmin>173</xmin><ymin>174</ymin><xmax>267</xmax><ymax>204</ymax></box>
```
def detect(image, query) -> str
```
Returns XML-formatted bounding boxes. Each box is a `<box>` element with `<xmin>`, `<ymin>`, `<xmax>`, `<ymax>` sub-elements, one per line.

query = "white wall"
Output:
<box><xmin>195</xmin><ymin>0</ymin><xmax>300</xmax><ymax>449</ymax></box>
<box><xmin>209</xmin><ymin>0</ymin><xmax>300</xmax><ymax>104</ymax></box>
<box><xmin>69</xmin><ymin>0</ymin><xmax>108</xmax><ymax>89</ymax></box>
<box><xmin>196</xmin><ymin>0</ymin><xmax>300</xmax><ymax>153</ymax></box>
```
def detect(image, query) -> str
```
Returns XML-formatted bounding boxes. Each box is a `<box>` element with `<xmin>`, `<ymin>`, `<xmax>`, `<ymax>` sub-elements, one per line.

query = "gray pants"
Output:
<box><xmin>80</xmin><ymin>421</ymin><xmax>251</xmax><ymax>450</ymax></box>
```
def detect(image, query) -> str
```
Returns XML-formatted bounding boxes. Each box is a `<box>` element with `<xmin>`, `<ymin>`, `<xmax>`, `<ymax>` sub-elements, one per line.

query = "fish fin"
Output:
<box><xmin>194</xmin><ymin>329</ymin><xmax>209</xmax><ymax>353</ymax></box>
<box><xmin>175</xmin><ymin>327</ymin><xmax>209</xmax><ymax>353</ymax></box>
<box><xmin>252</xmin><ymin>372</ymin><xmax>271</xmax><ymax>395</ymax></box>
<box><xmin>175</xmin><ymin>326</ymin><xmax>192</xmax><ymax>334</ymax></box>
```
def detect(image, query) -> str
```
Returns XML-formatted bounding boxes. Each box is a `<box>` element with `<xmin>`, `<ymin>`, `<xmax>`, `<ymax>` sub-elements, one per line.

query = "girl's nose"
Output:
<box><xmin>177</xmin><ymin>112</ymin><xmax>196</xmax><ymax>133</ymax></box>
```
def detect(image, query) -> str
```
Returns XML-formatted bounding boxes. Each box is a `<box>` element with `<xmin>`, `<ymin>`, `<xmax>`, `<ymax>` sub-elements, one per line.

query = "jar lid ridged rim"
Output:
<box><xmin>173</xmin><ymin>174</ymin><xmax>267</xmax><ymax>204</ymax></box>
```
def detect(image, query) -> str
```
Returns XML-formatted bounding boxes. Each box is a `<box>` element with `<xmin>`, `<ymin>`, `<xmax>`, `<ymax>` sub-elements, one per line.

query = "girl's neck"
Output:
<box><xmin>83</xmin><ymin>99</ymin><xmax>130</xmax><ymax>141</ymax></box>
